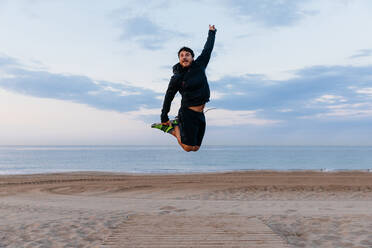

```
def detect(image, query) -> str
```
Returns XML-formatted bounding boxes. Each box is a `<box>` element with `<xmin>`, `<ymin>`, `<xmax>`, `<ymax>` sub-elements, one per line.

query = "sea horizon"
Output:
<box><xmin>1</xmin><ymin>145</ymin><xmax>372</xmax><ymax>175</ymax></box>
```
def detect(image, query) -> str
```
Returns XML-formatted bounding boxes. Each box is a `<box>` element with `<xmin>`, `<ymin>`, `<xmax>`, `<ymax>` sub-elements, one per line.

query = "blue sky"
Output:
<box><xmin>0</xmin><ymin>0</ymin><xmax>371</xmax><ymax>145</ymax></box>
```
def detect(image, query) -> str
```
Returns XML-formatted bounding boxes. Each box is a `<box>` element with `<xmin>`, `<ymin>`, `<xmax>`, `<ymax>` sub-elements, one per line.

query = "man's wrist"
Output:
<box><xmin>161</xmin><ymin>115</ymin><xmax>169</xmax><ymax>123</ymax></box>
<box><xmin>209</xmin><ymin>29</ymin><xmax>216</xmax><ymax>34</ymax></box>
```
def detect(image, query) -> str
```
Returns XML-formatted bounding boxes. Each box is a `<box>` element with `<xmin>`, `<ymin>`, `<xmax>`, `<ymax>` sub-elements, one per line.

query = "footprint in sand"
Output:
<box><xmin>285</xmin><ymin>209</ymin><xmax>297</xmax><ymax>214</ymax></box>
<box><xmin>160</xmin><ymin>206</ymin><xmax>177</xmax><ymax>211</ymax></box>
<box><xmin>158</xmin><ymin>206</ymin><xmax>187</xmax><ymax>215</ymax></box>
<box><xmin>318</xmin><ymin>208</ymin><xmax>335</xmax><ymax>211</ymax></box>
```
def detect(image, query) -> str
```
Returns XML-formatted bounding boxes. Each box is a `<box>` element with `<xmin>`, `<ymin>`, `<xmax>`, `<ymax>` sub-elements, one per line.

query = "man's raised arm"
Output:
<box><xmin>195</xmin><ymin>24</ymin><xmax>217</xmax><ymax>68</ymax></box>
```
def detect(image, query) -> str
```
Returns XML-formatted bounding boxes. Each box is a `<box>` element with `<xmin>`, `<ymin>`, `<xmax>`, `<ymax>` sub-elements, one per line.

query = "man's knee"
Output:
<box><xmin>181</xmin><ymin>144</ymin><xmax>200</xmax><ymax>152</ymax></box>
<box><xmin>182</xmin><ymin>144</ymin><xmax>194</xmax><ymax>152</ymax></box>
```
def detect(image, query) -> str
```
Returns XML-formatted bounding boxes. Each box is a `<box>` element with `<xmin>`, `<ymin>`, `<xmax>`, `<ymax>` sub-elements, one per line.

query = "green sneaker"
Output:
<box><xmin>151</xmin><ymin>122</ymin><xmax>174</xmax><ymax>133</ymax></box>
<box><xmin>170</xmin><ymin>118</ymin><xmax>179</xmax><ymax>126</ymax></box>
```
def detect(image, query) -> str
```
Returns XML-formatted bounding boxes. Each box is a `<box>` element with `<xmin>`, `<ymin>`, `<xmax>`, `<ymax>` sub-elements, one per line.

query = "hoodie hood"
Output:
<box><xmin>172</xmin><ymin>63</ymin><xmax>181</xmax><ymax>74</ymax></box>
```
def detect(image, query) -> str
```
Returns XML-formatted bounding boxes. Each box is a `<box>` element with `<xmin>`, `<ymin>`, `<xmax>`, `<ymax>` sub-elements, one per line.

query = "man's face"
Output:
<box><xmin>179</xmin><ymin>50</ymin><xmax>193</xmax><ymax>68</ymax></box>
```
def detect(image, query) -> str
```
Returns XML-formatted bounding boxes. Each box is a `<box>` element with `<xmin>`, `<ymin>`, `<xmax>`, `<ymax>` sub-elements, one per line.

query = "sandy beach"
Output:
<box><xmin>1</xmin><ymin>171</ymin><xmax>372</xmax><ymax>247</ymax></box>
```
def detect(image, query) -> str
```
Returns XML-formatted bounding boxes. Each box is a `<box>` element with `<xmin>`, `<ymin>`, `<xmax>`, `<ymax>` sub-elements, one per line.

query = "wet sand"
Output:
<box><xmin>1</xmin><ymin>171</ymin><xmax>372</xmax><ymax>247</ymax></box>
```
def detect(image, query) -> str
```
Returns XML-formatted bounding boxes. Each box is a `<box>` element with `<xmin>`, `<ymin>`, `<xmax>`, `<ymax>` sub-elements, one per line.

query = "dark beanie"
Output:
<box><xmin>178</xmin><ymin>46</ymin><xmax>194</xmax><ymax>58</ymax></box>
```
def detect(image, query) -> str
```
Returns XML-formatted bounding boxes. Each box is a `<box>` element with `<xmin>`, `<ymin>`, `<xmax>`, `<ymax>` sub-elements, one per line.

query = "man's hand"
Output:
<box><xmin>209</xmin><ymin>24</ymin><xmax>216</xmax><ymax>31</ymax></box>
<box><xmin>161</xmin><ymin>121</ymin><xmax>171</xmax><ymax>126</ymax></box>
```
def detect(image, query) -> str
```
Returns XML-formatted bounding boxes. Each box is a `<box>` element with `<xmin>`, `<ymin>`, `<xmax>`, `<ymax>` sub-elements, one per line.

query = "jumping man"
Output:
<box><xmin>152</xmin><ymin>24</ymin><xmax>217</xmax><ymax>152</ymax></box>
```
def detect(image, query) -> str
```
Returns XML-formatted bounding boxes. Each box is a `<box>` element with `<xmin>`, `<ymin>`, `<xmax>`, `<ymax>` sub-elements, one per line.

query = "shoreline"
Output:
<box><xmin>1</xmin><ymin>168</ymin><xmax>372</xmax><ymax>177</ymax></box>
<box><xmin>2</xmin><ymin>168</ymin><xmax>372</xmax><ymax>176</ymax></box>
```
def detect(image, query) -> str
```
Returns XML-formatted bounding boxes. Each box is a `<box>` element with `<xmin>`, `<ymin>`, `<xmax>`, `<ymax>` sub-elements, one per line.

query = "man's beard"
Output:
<box><xmin>182</xmin><ymin>60</ymin><xmax>190</xmax><ymax>67</ymax></box>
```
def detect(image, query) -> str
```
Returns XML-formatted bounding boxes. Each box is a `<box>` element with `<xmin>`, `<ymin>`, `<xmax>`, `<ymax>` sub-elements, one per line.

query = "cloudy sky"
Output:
<box><xmin>0</xmin><ymin>0</ymin><xmax>371</xmax><ymax>145</ymax></box>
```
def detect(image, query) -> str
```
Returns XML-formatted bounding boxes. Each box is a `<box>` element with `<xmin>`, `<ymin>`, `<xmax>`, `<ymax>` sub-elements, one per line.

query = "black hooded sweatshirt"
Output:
<box><xmin>161</xmin><ymin>29</ymin><xmax>216</xmax><ymax>123</ymax></box>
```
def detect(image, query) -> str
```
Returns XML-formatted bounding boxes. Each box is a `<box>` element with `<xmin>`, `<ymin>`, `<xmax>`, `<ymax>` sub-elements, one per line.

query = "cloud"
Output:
<box><xmin>206</xmin><ymin>109</ymin><xmax>281</xmax><ymax>126</ymax></box>
<box><xmin>0</xmin><ymin>56</ymin><xmax>162</xmax><ymax>113</ymax></box>
<box><xmin>349</xmin><ymin>49</ymin><xmax>372</xmax><ymax>59</ymax></box>
<box><xmin>118</xmin><ymin>16</ymin><xmax>186</xmax><ymax>50</ymax></box>
<box><xmin>226</xmin><ymin>0</ymin><xmax>313</xmax><ymax>27</ymax></box>
<box><xmin>278</xmin><ymin>108</ymin><xmax>293</xmax><ymax>113</ymax></box>
<box><xmin>2</xmin><ymin>54</ymin><xmax>372</xmax><ymax>126</ymax></box>
<box><xmin>0</xmin><ymin>54</ymin><xmax>18</xmax><ymax>67</ymax></box>
<box><xmin>210</xmin><ymin>65</ymin><xmax>372</xmax><ymax>120</ymax></box>
<box><xmin>354</xmin><ymin>87</ymin><xmax>372</xmax><ymax>97</ymax></box>
<box><xmin>313</xmin><ymin>94</ymin><xmax>347</xmax><ymax>104</ymax></box>
<box><xmin>109</xmin><ymin>1</ymin><xmax>188</xmax><ymax>50</ymax></box>
<box><xmin>300</xmin><ymin>102</ymin><xmax>372</xmax><ymax>119</ymax></box>
<box><xmin>210</xmin><ymin>90</ymin><xmax>227</xmax><ymax>100</ymax></box>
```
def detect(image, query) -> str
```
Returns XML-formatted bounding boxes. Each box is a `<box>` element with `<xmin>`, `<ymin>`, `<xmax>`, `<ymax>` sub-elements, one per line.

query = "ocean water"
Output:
<box><xmin>0</xmin><ymin>146</ymin><xmax>372</xmax><ymax>175</ymax></box>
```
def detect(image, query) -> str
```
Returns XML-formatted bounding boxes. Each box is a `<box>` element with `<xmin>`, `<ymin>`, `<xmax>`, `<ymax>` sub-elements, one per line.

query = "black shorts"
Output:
<box><xmin>178</xmin><ymin>107</ymin><xmax>206</xmax><ymax>147</ymax></box>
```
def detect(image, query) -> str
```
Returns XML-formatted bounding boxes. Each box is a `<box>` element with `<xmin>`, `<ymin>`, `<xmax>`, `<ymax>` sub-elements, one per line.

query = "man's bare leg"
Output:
<box><xmin>170</xmin><ymin>126</ymin><xmax>199</xmax><ymax>152</ymax></box>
